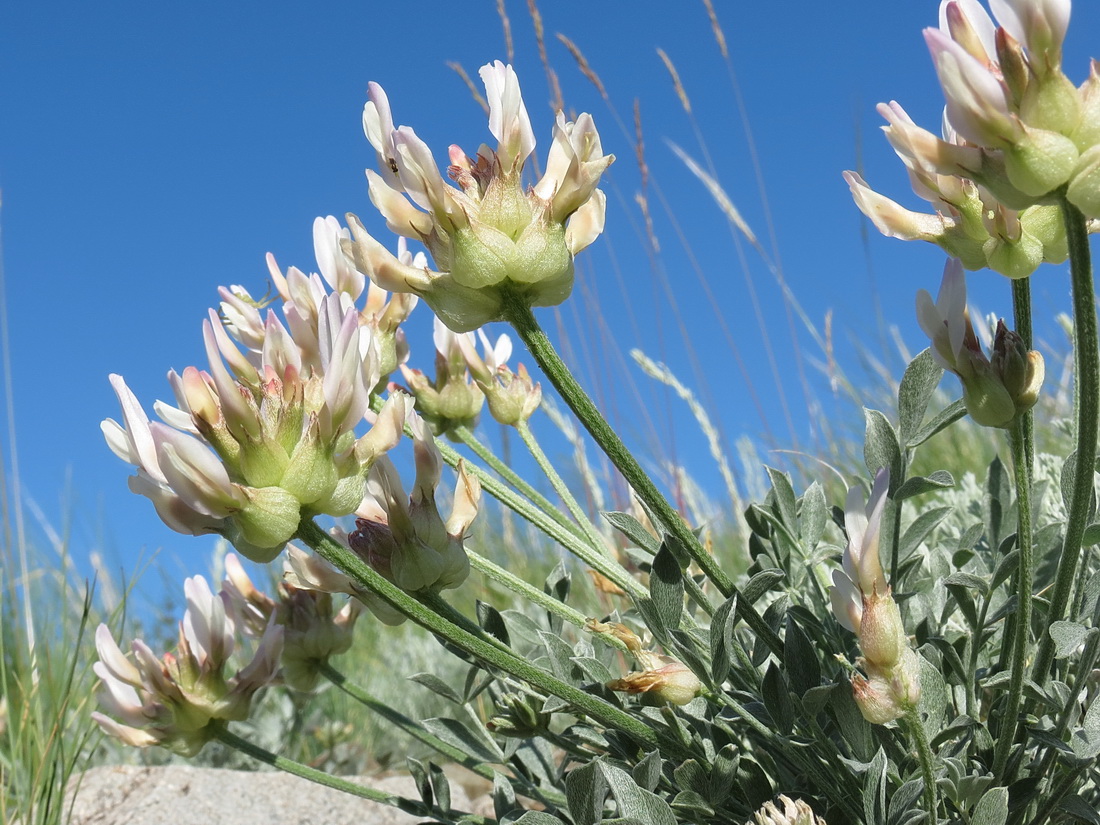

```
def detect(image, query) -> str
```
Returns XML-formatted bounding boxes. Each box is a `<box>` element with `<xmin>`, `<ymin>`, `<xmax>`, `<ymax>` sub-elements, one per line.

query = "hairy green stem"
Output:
<box><xmin>1011</xmin><ymin>278</ymin><xmax>1035</xmax><ymax>477</ymax></box>
<box><xmin>517</xmin><ymin>421</ymin><xmax>613</xmax><ymax>558</ymax></box>
<box><xmin>452</xmin><ymin>423</ymin><xmax>584</xmax><ymax>541</ymax></box>
<box><xmin>501</xmin><ymin>293</ymin><xmax>783</xmax><ymax>658</ymax></box>
<box><xmin>1031</xmin><ymin>198</ymin><xmax>1099</xmax><ymax>685</ymax></box>
<box><xmin>466</xmin><ymin>548</ymin><xmax>629</xmax><ymax>650</ymax></box>
<box><xmin>905</xmin><ymin>708</ymin><xmax>939</xmax><ymax>825</ymax></box>
<box><xmin>992</xmin><ymin>420</ymin><xmax>1034</xmax><ymax>781</ymax></box>
<box><xmin>294</xmin><ymin>517</ymin><xmax>676</xmax><ymax>757</ymax></box>
<box><xmin>212</xmin><ymin>725</ymin><xmax>490</xmax><ymax>825</ymax></box>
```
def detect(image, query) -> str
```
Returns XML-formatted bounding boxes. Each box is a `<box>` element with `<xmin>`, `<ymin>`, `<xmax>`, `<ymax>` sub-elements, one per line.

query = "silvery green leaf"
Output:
<box><xmin>709</xmin><ymin>744</ymin><xmax>737</xmax><ymax>805</ymax></box>
<box><xmin>895</xmin><ymin>470</ymin><xmax>955</xmax><ymax>501</ymax></box>
<box><xmin>650</xmin><ymin>543</ymin><xmax>684</xmax><ymax>631</ymax></box>
<box><xmin>632</xmin><ymin>750</ymin><xmax>662</xmax><ymax>792</ymax></box>
<box><xmin>429</xmin><ymin>761</ymin><xmax>450</xmax><ymax>813</ymax></box>
<box><xmin>802</xmin><ymin>683</ymin><xmax>836</xmax><ymax>716</ymax></box>
<box><xmin>406</xmin><ymin>757</ymin><xmax>431</xmax><ymax>806</ymax></box>
<box><xmin>671</xmin><ymin>791</ymin><xmax>714</xmax><ymax>818</ymax></box>
<box><xmin>539</xmin><ymin>630</ymin><xmax>580</xmax><ymax>683</ymax></box>
<box><xmin>572</xmin><ymin>656</ymin><xmax>615</xmax><ymax>685</ymax></box>
<box><xmin>970</xmin><ymin>786</ymin><xmax>1008</xmax><ymax>825</ymax></box>
<box><xmin>544</xmin><ymin>561</ymin><xmax>571</xmax><ymax>602</ymax></box>
<box><xmin>907</xmin><ymin>398</ymin><xmax>966</xmax><ymax>449</ymax></box>
<box><xmin>1058</xmin><ymin>795</ymin><xmax>1100</xmax><ymax>824</ymax></box>
<box><xmin>899</xmin><ymin>507</ymin><xmax>951</xmax><ymax>562</ymax></box>
<box><xmin>409</xmin><ymin>672</ymin><xmax>464</xmax><ymax>704</ymax></box>
<box><xmin>862</xmin><ymin>747</ymin><xmax>888</xmax><ymax>825</ymax></box>
<box><xmin>709</xmin><ymin>595</ymin><xmax>737</xmax><ymax>684</ymax></box>
<box><xmin>898</xmin><ymin>348</ymin><xmax>943</xmax><ymax>445</ymax></box>
<box><xmin>920</xmin><ymin>654</ymin><xmax>950</xmax><ymax>739</ymax></box>
<box><xmin>800</xmin><ymin>481</ymin><xmax>828</xmax><ymax>549</ymax></box>
<box><xmin>887</xmin><ymin>778</ymin><xmax>925</xmax><ymax>825</ymax></box>
<box><xmin>603</xmin><ymin>511</ymin><xmax>661</xmax><ymax>555</ymax></box>
<box><xmin>743</xmin><ymin>569</ymin><xmax>784</xmax><ymax>604</ymax></box>
<box><xmin>736</xmin><ymin>757</ymin><xmax>773</xmax><ymax>812</ymax></box>
<box><xmin>783</xmin><ymin>615</ymin><xmax>820</xmax><ymax>696</ymax></box>
<box><xmin>672</xmin><ymin>759</ymin><xmax>708</xmax><ymax>796</ymax></box>
<box><xmin>598</xmin><ymin>761</ymin><xmax>677</xmax><ymax>825</ymax></box>
<box><xmin>477</xmin><ymin>600</ymin><xmax>510</xmax><ymax>645</ymax></box>
<box><xmin>423</xmin><ymin>715</ymin><xmax>504</xmax><ymax>763</ymax></box>
<box><xmin>515</xmin><ymin>814</ymin><xmax>567</xmax><ymax>825</ymax></box>
<box><xmin>762</xmin><ymin>662</ymin><xmax>793</xmax><ymax>735</ymax></box>
<box><xmin>991</xmin><ymin>550</ymin><xmax>1021</xmax><ymax>592</ymax></box>
<box><xmin>492</xmin><ymin>771</ymin><xmax>518</xmax><ymax>820</ymax></box>
<box><xmin>1050</xmin><ymin>620</ymin><xmax>1091</xmax><ymax>659</ymax></box>
<box><xmin>1071</xmin><ymin>685</ymin><xmax>1100</xmax><ymax>759</ymax></box>
<box><xmin>864</xmin><ymin>408</ymin><xmax>902</xmax><ymax>484</ymax></box>
<box><xmin>566</xmin><ymin>760</ymin><xmax>608</xmax><ymax>825</ymax></box>
<box><xmin>765</xmin><ymin>466</ymin><xmax>797</xmax><ymax>528</ymax></box>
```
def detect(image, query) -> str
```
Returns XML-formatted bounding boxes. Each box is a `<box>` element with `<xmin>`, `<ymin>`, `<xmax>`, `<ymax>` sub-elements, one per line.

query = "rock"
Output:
<box><xmin>66</xmin><ymin>765</ymin><xmax>474</xmax><ymax>825</ymax></box>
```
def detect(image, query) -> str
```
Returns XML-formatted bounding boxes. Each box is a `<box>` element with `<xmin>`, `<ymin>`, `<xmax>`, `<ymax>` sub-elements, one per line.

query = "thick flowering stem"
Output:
<box><xmin>294</xmin><ymin>517</ymin><xmax>675</xmax><ymax>756</ymax></box>
<box><xmin>1011</xmin><ymin>278</ymin><xmax>1035</xmax><ymax>477</ymax></box>
<box><xmin>500</xmin><ymin>293</ymin><xmax>783</xmax><ymax>657</ymax></box>
<box><xmin>1031</xmin><ymin>199</ymin><xmax>1099</xmax><ymax>686</ymax></box>
<box><xmin>516</xmin><ymin>421</ymin><xmax>613</xmax><ymax>558</ymax></box>
<box><xmin>993</xmin><ymin>420</ymin><xmax>1035</xmax><ymax>781</ymax></box>
<box><xmin>213</xmin><ymin>725</ymin><xmax>492</xmax><ymax>825</ymax></box>
<box><xmin>905</xmin><ymin>708</ymin><xmax>939</xmax><ymax>825</ymax></box>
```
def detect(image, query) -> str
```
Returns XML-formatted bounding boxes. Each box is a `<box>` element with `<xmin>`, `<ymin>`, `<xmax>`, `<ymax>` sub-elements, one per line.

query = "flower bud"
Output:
<box><xmin>607</xmin><ymin>658</ymin><xmax>702</xmax><ymax>707</ymax></box>
<box><xmin>857</xmin><ymin>589</ymin><xmax>907</xmax><ymax>669</ymax></box>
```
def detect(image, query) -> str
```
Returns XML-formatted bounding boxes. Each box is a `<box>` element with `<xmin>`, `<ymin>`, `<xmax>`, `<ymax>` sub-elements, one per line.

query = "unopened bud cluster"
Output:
<box><xmin>846</xmin><ymin>0</ymin><xmax>1099</xmax><ymax>278</ymax></box>
<box><xmin>102</xmin><ymin>221</ymin><xmax>414</xmax><ymax>563</ymax></box>
<box><xmin>917</xmin><ymin>259</ymin><xmax>1043</xmax><ymax>428</ymax></box>
<box><xmin>829</xmin><ymin>470</ymin><xmax>921</xmax><ymax>724</ymax></box>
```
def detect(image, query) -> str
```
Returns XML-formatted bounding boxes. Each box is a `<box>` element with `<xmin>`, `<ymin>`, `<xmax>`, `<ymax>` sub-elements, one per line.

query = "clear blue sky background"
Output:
<box><xmin>2</xmin><ymin>1</ymin><xmax>1098</xmax><ymax>596</ymax></box>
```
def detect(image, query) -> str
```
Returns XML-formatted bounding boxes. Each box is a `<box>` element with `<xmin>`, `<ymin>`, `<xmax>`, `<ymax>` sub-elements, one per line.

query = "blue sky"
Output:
<box><xmin>2</xmin><ymin>1</ymin><xmax>1098</xmax><ymax>594</ymax></box>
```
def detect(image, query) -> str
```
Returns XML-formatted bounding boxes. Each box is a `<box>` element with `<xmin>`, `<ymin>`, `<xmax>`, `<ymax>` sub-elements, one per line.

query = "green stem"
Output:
<box><xmin>501</xmin><ymin>293</ymin><xmax>783</xmax><ymax>658</ymax></box>
<box><xmin>467</xmin><ymin>548</ymin><xmax>629</xmax><ymax>650</ymax></box>
<box><xmin>905</xmin><ymin>707</ymin><xmax>939</xmax><ymax>825</ymax></box>
<box><xmin>992</xmin><ymin>420</ymin><xmax>1034</xmax><ymax>781</ymax></box>
<box><xmin>294</xmin><ymin>517</ymin><xmax>676</xmax><ymax>757</ymax></box>
<box><xmin>211</xmin><ymin>725</ymin><xmax>491</xmax><ymax>825</ymax></box>
<box><xmin>1031</xmin><ymin>198</ymin><xmax>1099</xmax><ymax>686</ymax></box>
<box><xmin>453</xmin><ymin>423</ymin><xmax>584</xmax><ymax>541</ymax></box>
<box><xmin>517</xmin><ymin>421</ymin><xmax>613</xmax><ymax>558</ymax></box>
<box><xmin>1011</xmin><ymin>277</ymin><xmax>1035</xmax><ymax>477</ymax></box>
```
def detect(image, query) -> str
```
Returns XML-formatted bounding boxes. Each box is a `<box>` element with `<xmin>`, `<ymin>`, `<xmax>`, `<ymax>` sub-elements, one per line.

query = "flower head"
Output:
<box><xmin>92</xmin><ymin>575</ymin><xmax>283</xmax><ymax>756</ymax></box>
<box><xmin>747</xmin><ymin>795</ymin><xmax>826</xmax><ymax>825</ymax></box>
<box><xmin>845</xmin><ymin>0</ymin><xmax>1100</xmax><ymax>276</ymax></box>
<box><xmin>104</xmin><ymin>237</ymin><xmax>413</xmax><ymax>562</ymax></box>
<box><xmin>348</xmin><ymin>408</ymin><xmax>481</xmax><ymax>593</ymax></box>
<box><xmin>344</xmin><ymin>61</ymin><xmax>613</xmax><ymax>332</ymax></box>
<box><xmin>457</xmin><ymin>327</ymin><xmax>542</xmax><ymax>426</ymax></box>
